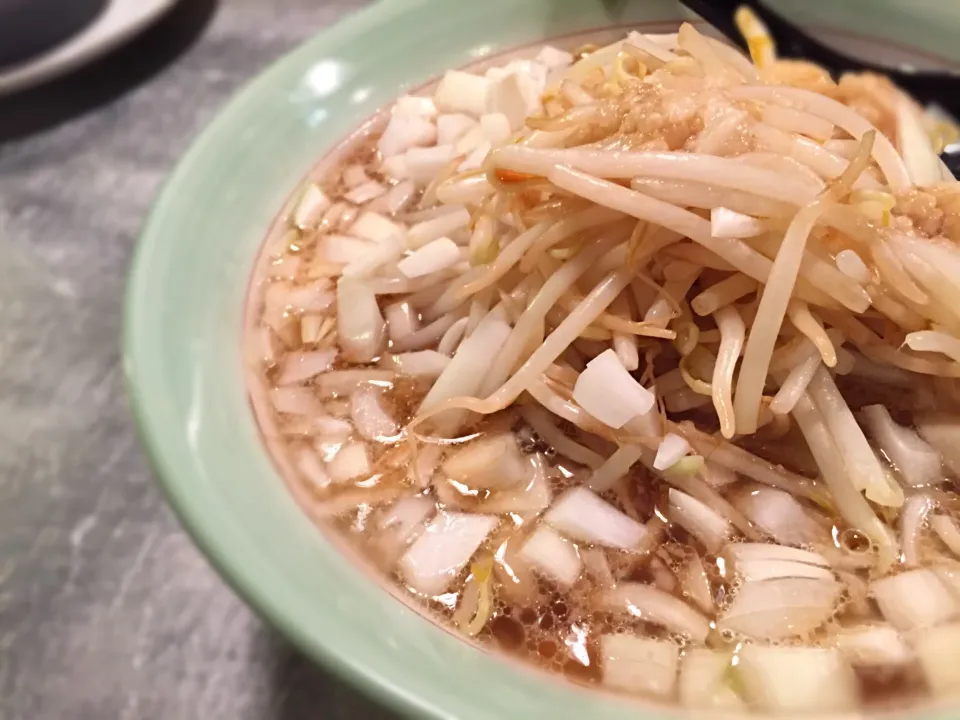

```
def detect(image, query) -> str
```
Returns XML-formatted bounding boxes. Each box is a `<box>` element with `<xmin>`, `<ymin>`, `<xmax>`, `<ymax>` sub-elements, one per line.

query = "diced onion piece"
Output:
<box><xmin>872</xmin><ymin>569</ymin><xmax>959</xmax><ymax>631</ymax></box>
<box><xmin>718</xmin><ymin>577</ymin><xmax>841</xmax><ymax>641</ymax></box>
<box><xmin>276</xmin><ymin>349</ymin><xmax>338</xmax><ymax>385</ymax></box>
<box><xmin>733</xmin><ymin>558</ymin><xmax>834</xmax><ymax>583</ymax></box>
<box><xmin>327</xmin><ymin>441</ymin><xmax>371</xmax><ymax>483</ymax></box>
<box><xmin>271</xmin><ymin>386</ymin><xmax>322</xmax><ymax>415</ymax></box>
<box><xmin>458</xmin><ymin>140</ymin><xmax>492</xmax><ymax>172</ymax></box>
<box><xmin>736</xmin><ymin>644</ymin><xmax>857</xmax><ymax>712</ymax></box>
<box><xmin>545</xmin><ymin>487</ymin><xmax>647</xmax><ymax>551</ymax></box>
<box><xmin>349</xmin><ymin>385</ymin><xmax>400</xmax><ymax>442</ymax></box>
<box><xmin>343</xmin><ymin>180</ymin><xmax>386</xmax><ymax>205</ymax></box>
<box><xmin>442</xmin><ymin>433</ymin><xmax>531</xmax><ymax>490</ymax></box>
<box><xmin>835</xmin><ymin>249</ymin><xmax>872</xmax><ymax>284</ymax></box>
<box><xmin>399</xmin><ymin>511</ymin><xmax>498</xmax><ymax>596</ymax></box>
<box><xmin>487</xmin><ymin>73</ymin><xmax>538</xmax><ymax>130</ymax></box>
<box><xmin>455</xmin><ymin>124</ymin><xmax>486</xmax><ymax>155</ymax></box>
<box><xmin>341</xmin><ymin>233</ymin><xmax>404</xmax><ymax>278</ymax></box>
<box><xmin>711</xmin><ymin>207</ymin><xmax>765</xmax><ymax>238</ymax></box>
<box><xmin>436</xmin><ymin>113</ymin><xmax>477</xmax><ymax>146</ymax></box>
<box><xmin>392</xmin><ymin>95</ymin><xmax>437</xmax><ymax>118</ymax></box>
<box><xmin>279</xmin><ymin>281</ymin><xmax>335</xmax><ymax>313</ymax></box>
<box><xmin>406</xmin><ymin>208</ymin><xmax>471</xmax><ymax>249</ymax></box>
<box><xmin>601</xmin><ymin>583</ymin><xmax>711</xmax><ymax>643</ymax></box>
<box><xmin>349</xmin><ymin>211</ymin><xmax>404</xmax><ymax>243</ymax></box>
<box><xmin>667</xmin><ymin>488</ymin><xmax>732</xmax><ymax>553</ymax></box>
<box><xmin>398</xmin><ymin>237</ymin><xmax>462</xmax><ymax>278</ymax></box>
<box><xmin>733</xmin><ymin>486</ymin><xmax>828</xmax><ymax>546</ymax></box>
<box><xmin>600</xmin><ymin>635</ymin><xmax>680</xmax><ymax>698</ymax></box>
<box><xmin>381</xmin><ymin>155</ymin><xmax>409</xmax><ymax>181</ymax></box>
<box><xmin>480</xmin><ymin>113</ymin><xmax>512</xmax><ymax>146</ymax></box>
<box><xmin>379</xmin><ymin>494</ymin><xmax>436</xmax><ymax>543</ymax></box>
<box><xmin>573</xmin><ymin>349</ymin><xmax>655</xmax><ymax>429</ymax></box>
<box><xmin>702</xmin><ymin>462</ymin><xmax>738</xmax><ymax>488</ymax></box>
<box><xmin>293</xmin><ymin>184</ymin><xmax>331</xmax><ymax>230</ymax></box>
<box><xmin>436</xmin><ymin>174</ymin><xmax>494</xmax><ymax>205</ymax></box>
<box><xmin>725</xmin><ymin>542</ymin><xmax>828</xmax><ymax>567</ymax></box>
<box><xmin>377</xmin><ymin>113</ymin><xmax>437</xmax><ymax>158</ymax></box>
<box><xmin>404</xmin><ymin>144</ymin><xmax>457</xmax><ymax>183</ymax></box>
<box><xmin>913</xmin><ymin>622</ymin><xmax>960</xmax><ymax>696</ymax></box>
<box><xmin>680</xmin><ymin>554</ymin><xmax>715</xmax><ymax>613</ymax></box>
<box><xmin>378</xmin><ymin>179</ymin><xmax>417</xmax><ymax>215</ymax></box>
<box><xmin>318</xmin><ymin>234</ymin><xmax>376</xmax><ymax>264</ymax></box>
<box><xmin>917</xmin><ymin>414</ymin><xmax>960</xmax><ymax>478</ymax></box>
<box><xmin>481</xmin><ymin>453</ymin><xmax>552</xmax><ymax>514</ymax></box>
<box><xmin>519</xmin><ymin>524</ymin><xmax>582</xmax><ymax>587</ymax></box>
<box><xmin>932</xmin><ymin>515</ymin><xmax>960</xmax><ymax>557</ymax></box>
<box><xmin>337</xmin><ymin>278</ymin><xmax>386</xmax><ymax>362</ymax></box>
<box><xmin>535</xmin><ymin>45</ymin><xmax>574</xmax><ymax>69</ymax></box>
<box><xmin>654</xmin><ymin>433</ymin><xmax>691</xmax><ymax>471</ymax></box>
<box><xmin>861</xmin><ymin>404</ymin><xmax>943</xmax><ymax>487</ymax></box>
<box><xmin>379</xmin><ymin>350</ymin><xmax>450</xmax><ymax>378</ymax></box>
<box><xmin>833</xmin><ymin>624</ymin><xmax>912</xmax><ymax>666</ymax></box>
<box><xmin>433</xmin><ymin>70</ymin><xmax>490</xmax><ymax>118</ymax></box>
<box><xmin>294</xmin><ymin>445</ymin><xmax>330</xmax><ymax>491</ymax></box>
<box><xmin>384</xmin><ymin>301</ymin><xmax>419</xmax><ymax>342</ymax></box>
<box><xmin>679</xmin><ymin>649</ymin><xmax>743</xmax><ymax>709</ymax></box>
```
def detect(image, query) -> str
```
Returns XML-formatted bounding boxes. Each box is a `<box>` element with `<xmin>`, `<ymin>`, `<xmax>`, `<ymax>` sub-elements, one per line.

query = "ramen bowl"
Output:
<box><xmin>124</xmin><ymin>0</ymin><xmax>960</xmax><ymax>717</ymax></box>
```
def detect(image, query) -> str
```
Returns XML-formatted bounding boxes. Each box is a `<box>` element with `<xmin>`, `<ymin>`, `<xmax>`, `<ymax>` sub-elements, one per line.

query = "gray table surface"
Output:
<box><xmin>0</xmin><ymin>1</ymin><xmax>404</xmax><ymax>718</ymax></box>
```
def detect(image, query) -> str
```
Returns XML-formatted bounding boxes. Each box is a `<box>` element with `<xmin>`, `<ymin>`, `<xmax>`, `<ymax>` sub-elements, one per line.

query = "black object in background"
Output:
<box><xmin>0</xmin><ymin>0</ymin><xmax>109</xmax><ymax>70</ymax></box>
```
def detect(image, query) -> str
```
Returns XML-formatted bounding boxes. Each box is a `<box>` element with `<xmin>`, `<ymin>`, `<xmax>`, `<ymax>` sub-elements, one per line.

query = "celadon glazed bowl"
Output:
<box><xmin>125</xmin><ymin>1</ymin><xmax>960</xmax><ymax>718</ymax></box>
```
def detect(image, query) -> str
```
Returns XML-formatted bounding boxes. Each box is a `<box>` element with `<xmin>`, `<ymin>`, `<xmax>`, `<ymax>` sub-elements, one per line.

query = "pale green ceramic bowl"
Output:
<box><xmin>125</xmin><ymin>1</ymin><xmax>960</xmax><ymax>717</ymax></box>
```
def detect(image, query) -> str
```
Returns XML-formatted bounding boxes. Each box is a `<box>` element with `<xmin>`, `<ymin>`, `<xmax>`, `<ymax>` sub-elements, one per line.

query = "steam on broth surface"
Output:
<box><xmin>246</xmin><ymin>14</ymin><xmax>960</xmax><ymax>713</ymax></box>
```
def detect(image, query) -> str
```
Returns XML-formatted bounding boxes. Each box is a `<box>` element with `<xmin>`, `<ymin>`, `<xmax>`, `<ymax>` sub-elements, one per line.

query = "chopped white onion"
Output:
<box><xmin>544</xmin><ymin>487</ymin><xmax>647</xmax><ymax>551</ymax></box>
<box><xmin>442</xmin><ymin>433</ymin><xmax>531</xmax><ymax>490</ymax></box>
<box><xmin>573</xmin><ymin>349</ymin><xmax>655</xmax><ymax>429</ymax></box>
<box><xmin>377</xmin><ymin>113</ymin><xmax>437</xmax><ymax>158</ymax></box>
<box><xmin>349</xmin><ymin>211</ymin><xmax>404</xmax><ymax>243</ymax></box>
<box><xmin>454</xmin><ymin>124</ymin><xmax>486</xmax><ymax>155</ymax></box>
<box><xmin>384</xmin><ymin>300</ymin><xmax>419</xmax><ymax>342</ymax></box>
<box><xmin>861</xmin><ymin>404</ymin><xmax>943</xmax><ymax>487</ymax></box>
<box><xmin>379</xmin><ymin>350</ymin><xmax>450</xmax><ymax>378</ymax></box>
<box><xmin>913</xmin><ymin>622</ymin><xmax>960</xmax><ymax>696</ymax></box>
<box><xmin>736</xmin><ymin>644</ymin><xmax>857</xmax><ymax>712</ymax></box>
<box><xmin>679</xmin><ymin>554</ymin><xmax>715</xmax><ymax>613</ymax></box>
<box><xmin>327</xmin><ymin>441</ymin><xmax>371</xmax><ymax>483</ymax></box>
<box><xmin>436</xmin><ymin>113</ymin><xmax>477</xmax><ymax>146</ymax></box>
<box><xmin>336</xmin><ymin>278</ymin><xmax>386</xmax><ymax>362</ymax></box>
<box><xmin>480</xmin><ymin>453</ymin><xmax>552</xmax><ymax>514</ymax></box>
<box><xmin>679</xmin><ymin>649</ymin><xmax>743</xmax><ymax>709</ymax></box>
<box><xmin>480</xmin><ymin>112</ymin><xmax>512</xmax><ymax>146</ymax></box>
<box><xmin>379</xmin><ymin>493</ymin><xmax>436</xmax><ymax>543</ymax></box>
<box><xmin>487</xmin><ymin>73</ymin><xmax>538</xmax><ymax>130</ymax></box>
<box><xmin>293</xmin><ymin>184</ymin><xmax>331</xmax><ymax>230</ymax></box>
<box><xmin>377</xmin><ymin>179</ymin><xmax>417</xmax><ymax>215</ymax></box>
<box><xmin>872</xmin><ymin>569</ymin><xmax>959</xmax><ymax>631</ymax></box>
<box><xmin>341</xmin><ymin>233</ymin><xmax>404</xmax><ymax>279</ymax></box>
<box><xmin>519</xmin><ymin>524</ymin><xmax>582</xmax><ymax>587</ymax></box>
<box><xmin>711</xmin><ymin>207</ymin><xmax>765</xmax><ymax>238</ymax></box>
<box><xmin>654</xmin><ymin>433</ymin><xmax>692</xmax><ymax>471</ymax></box>
<box><xmin>404</xmin><ymin>144</ymin><xmax>457</xmax><ymax>184</ymax></box>
<box><xmin>433</xmin><ymin>70</ymin><xmax>490</xmax><ymax>118</ymax></box>
<box><xmin>406</xmin><ymin>208</ymin><xmax>471</xmax><ymax>249</ymax></box>
<box><xmin>917</xmin><ymin>414</ymin><xmax>960</xmax><ymax>478</ymax></box>
<box><xmin>667</xmin><ymin>488</ymin><xmax>732</xmax><ymax>553</ymax></box>
<box><xmin>271</xmin><ymin>386</ymin><xmax>323</xmax><ymax>415</ymax></box>
<box><xmin>349</xmin><ymin>385</ymin><xmax>400</xmax><ymax>442</ymax></box>
<box><xmin>399</xmin><ymin>511</ymin><xmax>498</xmax><ymax>595</ymax></box>
<box><xmin>458</xmin><ymin>140</ymin><xmax>492</xmax><ymax>172</ymax></box>
<box><xmin>600</xmin><ymin>634</ymin><xmax>679</xmax><ymax>698</ymax></box>
<box><xmin>833</xmin><ymin>624</ymin><xmax>912</xmax><ymax>666</ymax></box>
<box><xmin>276</xmin><ymin>349</ymin><xmax>338</xmax><ymax>385</ymax></box>
<box><xmin>719</xmin><ymin>577</ymin><xmax>841</xmax><ymax>641</ymax></box>
<box><xmin>602</xmin><ymin>582</ymin><xmax>711</xmax><ymax>642</ymax></box>
<box><xmin>392</xmin><ymin>95</ymin><xmax>437</xmax><ymax>118</ymax></box>
<box><xmin>701</xmin><ymin>462</ymin><xmax>738</xmax><ymax>488</ymax></box>
<box><xmin>278</xmin><ymin>281</ymin><xmax>335</xmax><ymax>314</ymax></box>
<box><xmin>318</xmin><ymin>234</ymin><xmax>376</xmax><ymax>264</ymax></box>
<box><xmin>398</xmin><ymin>237</ymin><xmax>462</xmax><ymax>278</ymax></box>
<box><xmin>733</xmin><ymin>558</ymin><xmax>834</xmax><ymax>583</ymax></box>
<box><xmin>436</xmin><ymin>174</ymin><xmax>494</xmax><ymax>205</ymax></box>
<box><xmin>535</xmin><ymin>45</ymin><xmax>574</xmax><ymax>69</ymax></box>
<box><xmin>896</xmin><ymin>95</ymin><xmax>943</xmax><ymax>186</ymax></box>
<box><xmin>343</xmin><ymin>180</ymin><xmax>386</xmax><ymax>205</ymax></box>
<box><xmin>732</xmin><ymin>486</ymin><xmax>827</xmax><ymax>546</ymax></box>
<box><xmin>381</xmin><ymin>155</ymin><xmax>409</xmax><ymax>181</ymax></box>
<box><xmin>725</xmin><ymin>542</ymin><xmax>829</xmax><ymax>567</ymax></box>
<box><xmin>294</xmin><ymin>445</ymin><xmax>330</xmax><ymax>491</ymax></box>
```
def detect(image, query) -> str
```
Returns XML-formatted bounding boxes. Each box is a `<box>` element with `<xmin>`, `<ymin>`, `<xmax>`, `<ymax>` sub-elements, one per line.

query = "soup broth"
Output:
<box><xmin>246</xmin><ymin>20</ymin><xmax>960</xmax><ymax>714</ymax></box>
